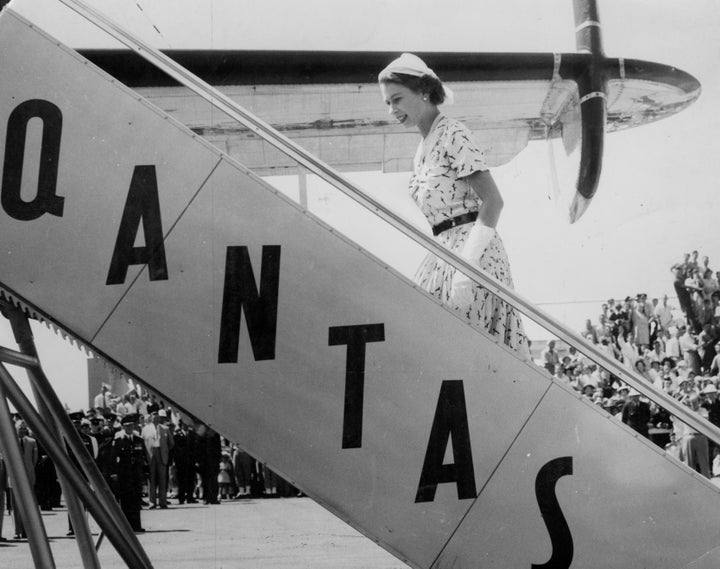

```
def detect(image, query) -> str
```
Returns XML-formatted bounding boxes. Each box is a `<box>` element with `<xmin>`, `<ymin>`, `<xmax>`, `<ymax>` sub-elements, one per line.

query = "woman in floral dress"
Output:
<box><xmin>378</xmin><ymin>53</ymin><xmax>529</xmax><ymax>358</ymax></box>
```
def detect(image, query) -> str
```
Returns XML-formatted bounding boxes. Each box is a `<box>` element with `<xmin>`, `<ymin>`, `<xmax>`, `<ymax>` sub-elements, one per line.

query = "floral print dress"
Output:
<box><xmin>409</xmin><ymin>115</ymin><xmax>529</xmax><ymax>358</ymax></box>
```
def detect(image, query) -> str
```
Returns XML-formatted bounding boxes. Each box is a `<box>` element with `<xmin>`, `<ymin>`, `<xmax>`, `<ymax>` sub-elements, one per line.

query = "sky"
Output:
<box><xmin>2</xmin><ymin>0</ymin><xmax>719</xmax><ymax>409</ymax></box>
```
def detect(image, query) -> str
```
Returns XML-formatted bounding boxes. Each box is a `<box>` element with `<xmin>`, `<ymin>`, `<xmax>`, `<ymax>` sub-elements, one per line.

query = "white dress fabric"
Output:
<box><xmin>409</xmin><ymin>115</ymin><xmax>529</xmax><ymax>358</ymax></box>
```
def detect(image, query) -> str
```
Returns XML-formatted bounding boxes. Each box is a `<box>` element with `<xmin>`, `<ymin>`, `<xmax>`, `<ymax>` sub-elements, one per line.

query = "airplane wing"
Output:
<box><xmin>80</xmin><ymin>49</ymin><xmax>700</xmax><ymax>175</ymax></box>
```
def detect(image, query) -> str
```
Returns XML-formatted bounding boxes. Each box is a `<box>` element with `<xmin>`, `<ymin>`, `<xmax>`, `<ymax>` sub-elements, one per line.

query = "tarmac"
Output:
<box><xmin>0</xmin><ymin>497</ymin><xmax>408</xmax><ymax>569</ymax></box>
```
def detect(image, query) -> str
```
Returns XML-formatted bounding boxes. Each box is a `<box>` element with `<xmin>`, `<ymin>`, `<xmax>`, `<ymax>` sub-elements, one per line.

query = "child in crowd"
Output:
<box><xmin>217</xmin><ymin>453</ymin><xmax>233</xmax><ymax>501</ymax></box>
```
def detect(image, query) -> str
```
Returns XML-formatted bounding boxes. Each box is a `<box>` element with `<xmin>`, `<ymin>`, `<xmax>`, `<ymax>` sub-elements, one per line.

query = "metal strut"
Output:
<box><xmin>0</xmin><ymin>376</ymin><xmax>55</xmax><ymax>568</ymax></box>
<box><xmin>0</xmin><ymin>300</ymin><xmax>154</xmax><ymax>569</ymax></box>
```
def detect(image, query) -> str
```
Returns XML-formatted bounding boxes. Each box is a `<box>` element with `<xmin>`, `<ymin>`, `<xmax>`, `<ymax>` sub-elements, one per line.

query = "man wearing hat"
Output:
<box><xmin>172</xmin><ymin>419</ymin><xmax>198</xmax><ymax>504</ymax></box>
<box><xmin>580</xmin><ymin>383</ymin><xmax>595</xmax><ymax>399</ymax></box>
<box><xmin>614</xmin><ymin>384</ymin><xmax>630</xmax><ymax>407</ymax></box>
<box><xmin>675</xmin><ymin>374</ymin><xmax>698</xmax><ymax>403</ymax></box>
<box><xmin>94</xmin><ymin>417</ymin><xmax>116</xmax><ymax>488</ymax></box>
<box><xmin>142</xmin><ymin>409</ymin><xmax>174</xmax><ymax>509</ymax></box>
<box><xmin>621</xmin><ymin>388</ymin><xmax>651</xmax><ymax>439</ymax></box>
<box><xmin>67</xmin><ymin>411</ymin><xmax>99</xmax><ymax>484</ymax></box>
<box><xmin>110</xmin><ymin>414</ymin><xmax>147</xmax><ymax>532</ymax></box>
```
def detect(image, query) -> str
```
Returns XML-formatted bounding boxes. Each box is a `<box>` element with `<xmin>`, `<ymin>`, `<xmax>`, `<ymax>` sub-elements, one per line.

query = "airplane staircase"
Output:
<box><xmin>0</xmin><ymin>3</ymin><xmax>719</xmax><ymax>569</ymax></box>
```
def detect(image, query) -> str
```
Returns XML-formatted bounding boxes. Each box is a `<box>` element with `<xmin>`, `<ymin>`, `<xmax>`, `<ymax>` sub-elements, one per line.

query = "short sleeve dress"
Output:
<box><xmin>409</xmin><ymin>114</ymin><xmax>529</xmax><ymax>357</ymax></box>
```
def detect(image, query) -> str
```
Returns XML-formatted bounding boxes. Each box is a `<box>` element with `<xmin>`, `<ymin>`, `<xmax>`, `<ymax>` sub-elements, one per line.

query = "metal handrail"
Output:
<box><xmin>49</xmin><ymin>0</ymin><xmax>720</xmax><ymax>445</ymax></box>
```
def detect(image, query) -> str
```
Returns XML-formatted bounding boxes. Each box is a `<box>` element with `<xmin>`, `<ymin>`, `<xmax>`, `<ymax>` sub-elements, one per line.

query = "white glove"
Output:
<box><xmin>450</xmin><ymin>222</ymin><xmax>496</xmax><ymax>306</ymax></box>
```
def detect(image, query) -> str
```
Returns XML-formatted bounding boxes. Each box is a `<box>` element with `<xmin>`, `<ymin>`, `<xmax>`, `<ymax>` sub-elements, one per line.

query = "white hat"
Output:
<box><xmin>380</xmin><ymin>53</ymin><xmax>438</xmax><ymax>79</ymax></box>
<box><xmin>378</xmin><ymin>53</ymin><xmax>455</xmax><ymax>105</ymax></box>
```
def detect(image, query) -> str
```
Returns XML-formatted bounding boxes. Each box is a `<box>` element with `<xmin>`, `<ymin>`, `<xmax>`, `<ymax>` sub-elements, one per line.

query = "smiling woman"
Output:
<box><xmin>378</xmin><ymin>53</ymin><xmax>530</xmax><ymax>358</ymax></box>
<box><xmin>379</xmin><ymin>54</ymin><xmax>448</xmax><ymax>135</ymax></box>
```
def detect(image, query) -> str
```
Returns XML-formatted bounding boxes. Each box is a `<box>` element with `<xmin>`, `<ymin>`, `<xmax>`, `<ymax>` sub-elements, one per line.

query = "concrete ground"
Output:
<box><xmin>0</xmin><ymin>497</ymin><xmax>408</xmax><ymax>569</ymax></box>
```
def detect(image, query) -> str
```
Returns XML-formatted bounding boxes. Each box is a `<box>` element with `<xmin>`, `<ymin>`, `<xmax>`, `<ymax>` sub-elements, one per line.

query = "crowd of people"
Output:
<box><xmin>0</xmin><ymin>382</ymin><xmax>297</xmax><ymax>540</ymax></box>
<box><xmin>539</xmin><ymin>250</ymin><xmax>720</xmax><ymax>479</ymax></box>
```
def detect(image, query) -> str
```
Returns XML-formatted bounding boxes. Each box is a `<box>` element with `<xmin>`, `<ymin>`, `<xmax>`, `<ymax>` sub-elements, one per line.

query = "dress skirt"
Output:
<box><xmin>413</xmin><ymin>223</ymin><xmax>530</xmax><ymax>359</ymax></box>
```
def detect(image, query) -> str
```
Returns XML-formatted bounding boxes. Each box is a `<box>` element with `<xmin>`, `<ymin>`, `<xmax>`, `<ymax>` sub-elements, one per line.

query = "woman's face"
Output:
<box><xmin>380</xmin><ymin>81</ymin><xmax>428</xmax><ymax>129</ymax></box>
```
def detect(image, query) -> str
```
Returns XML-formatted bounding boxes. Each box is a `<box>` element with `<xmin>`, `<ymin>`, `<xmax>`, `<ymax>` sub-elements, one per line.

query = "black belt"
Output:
<box><xmin>432</xmin><ymin>212</ymin><xmax>478</xmax><ymax>236</ymax></box>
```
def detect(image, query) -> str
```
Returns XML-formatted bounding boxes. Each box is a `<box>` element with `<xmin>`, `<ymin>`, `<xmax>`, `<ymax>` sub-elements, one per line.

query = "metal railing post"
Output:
<box><xmin>0</xmin><ymin>383</ymin><xmax>55</xmax><ymax>568</ymax></box>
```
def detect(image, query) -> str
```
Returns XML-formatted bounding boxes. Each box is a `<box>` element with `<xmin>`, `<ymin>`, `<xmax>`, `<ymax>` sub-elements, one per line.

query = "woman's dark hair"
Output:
<box><xmin>379</xmin><ymin>72</ymin><xmax>446</xmax><ymax>105</ymax></box>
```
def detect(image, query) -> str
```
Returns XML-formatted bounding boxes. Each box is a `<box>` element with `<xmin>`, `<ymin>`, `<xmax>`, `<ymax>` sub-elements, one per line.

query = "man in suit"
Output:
<box><xmin>172</xmin><ymin>420</ymin><xmax>197</xmax><ymax>504</ymax></box>
<box><xmin>11</xmin><ymin>420</ymin><xmax>38</xmax><ymax>539</ymax></box>
<box><xmin>142</xmin><ymin>409</ymin><xmax>174</xmax><ymax>509</ymax></box>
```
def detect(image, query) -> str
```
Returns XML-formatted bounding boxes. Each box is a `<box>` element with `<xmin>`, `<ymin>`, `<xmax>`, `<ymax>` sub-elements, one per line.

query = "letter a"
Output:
<box><xmin>106</xmin><ymin>165</ymin><xmax>168</xmax><ymax>285</ymax></box>
<box><xmin>415</xmin><ymin>380</ymin><xmax>477</xmax><ymax>503</ymax></box>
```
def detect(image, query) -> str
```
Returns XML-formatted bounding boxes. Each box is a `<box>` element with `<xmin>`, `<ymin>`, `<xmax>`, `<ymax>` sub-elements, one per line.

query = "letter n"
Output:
<box><xmin>415</xmin><ymin>380</ymin><xmax>477</xmax><ymax>503</ymax></box>
<box><xmin>106</xmin><ymin>165</ymin><xmax>168</xmax><ymax>285</ymax></box>
<box><xmin>218</xmin><ymin>245</ymin><xmax>280</xmax><ymax>363</ymax></box>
